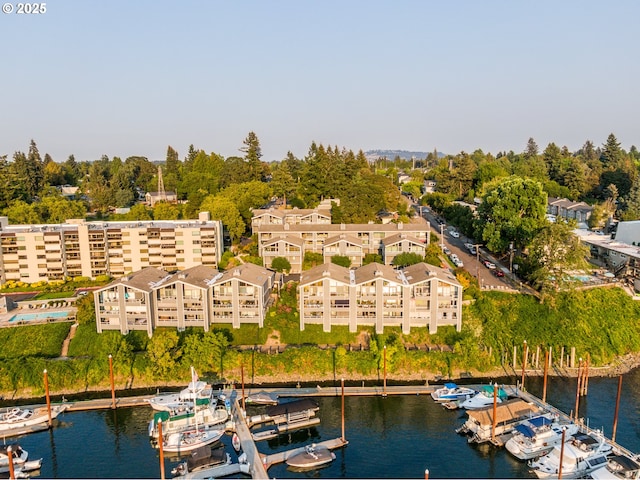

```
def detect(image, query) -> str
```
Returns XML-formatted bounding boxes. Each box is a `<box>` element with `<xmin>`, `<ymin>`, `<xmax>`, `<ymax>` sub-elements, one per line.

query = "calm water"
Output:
<box><xmin>10</xmin><ymin>369</ymin><xmax>640</xmax><ymax>479</ymax></box>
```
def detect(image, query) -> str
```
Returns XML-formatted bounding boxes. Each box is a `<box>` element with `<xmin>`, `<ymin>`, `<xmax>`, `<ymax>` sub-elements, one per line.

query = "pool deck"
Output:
<box><xmin>0</xmin><ymin>301</ymin><xmax>78</xmax><ymax>327</ymax></box>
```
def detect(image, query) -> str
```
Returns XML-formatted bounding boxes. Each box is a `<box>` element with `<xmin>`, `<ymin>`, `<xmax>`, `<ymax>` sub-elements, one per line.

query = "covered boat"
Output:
<box><xmin>148</xmin><ymin>402</ymin><xmax>228</xmax><ymax>439</ymax></box>
<box><xmin>171</xmin><ymin>445</ymin><xmax>230</xmax><ymax>477</ymax></box>
<box><xmin>589</xmin><ymin>454</ymin><xmax>640</xmax><ymax>480</ymax></box>
<box><xmin>505</xmin><ymin>416</ymin><xmax>579</xmax><ymax>461</ymax></box>
<box><xmin>285</xmin><ymin>444</ymin><xmax>336</xmax><ymax>469</ymax></box>
<box><xmin>430</xmin><ymin>383</ymin><xmax>476</xmax><ymax>402</ymax></box>
<box><xmin>244</xmin><ymin>391</ymin><xmax>278</xmax><ymax>406</ymax></box>
<box><xmin>529</xmin><ymin>430</ymin><xmax>613</xmax><ymax>478</ymax></box>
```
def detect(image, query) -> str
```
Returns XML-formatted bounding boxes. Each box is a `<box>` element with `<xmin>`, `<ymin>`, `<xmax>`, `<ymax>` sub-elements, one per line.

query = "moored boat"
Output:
<box><xmin>430</xmin><ymin>383</ymin><xmax>477</xmax><ymax>402</ymax></box>
<box><xmin>162</xmin><ymin>428</ymin><xmax>224</xmax><ymax>454</ymax></box>
<box><xmin>528</xmin><ymin>430</ymin><xmax>613</xmax><ymax>479</ymax></box>
<box><xmin>459</xmin><ymin>385</ymin><xmax>508</xmax><ymax>410</ymax></box>
<box><xmin>589</xmin><ymin>454</ymin><xmax>640</xmax><ymax>479</ymax></box>
<box><xmin>0</xmin><ymin>443</ymin><xmax>43</xmax><ymax>474</ymax></box>
<box><xmin>148</xmin><ymin>402</ymin><xmax>229</xmax><ymax>439</ymax></box>
<box><xmin>505</xmin><ymin>416</ymin><xmax>579</xmax><ymax>461</ymax></box>
<box><xmin>0</xmin><ymin>405</ymin><xmax>66</xmax><ymax>434</ymax></box>
<box><xmin>147</xmin><ymin>367</ymin><xmax>214</xmax><ymax>412</ymax></box>
<box><xmin>285</xmin><ymin>444</ymin><xmax>336</xmax><ymax>470</ymax></box>
<box><xmin>244</xmin><ymin>391</ymin><xmax>278</xmax><ymax>406</ymax></box>
<box><xmin>170</xmin><ymin>445</ymin><xmax>230</xmax><ymax>477</ymax></box>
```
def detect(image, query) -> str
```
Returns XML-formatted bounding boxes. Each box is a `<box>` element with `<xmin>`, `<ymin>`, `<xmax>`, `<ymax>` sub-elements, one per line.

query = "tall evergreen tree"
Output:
<box><xmin>601</xmin><ymin>133</ymin><xmax>623</xmax><ymax>167</ymax></box>
<box><xmin>524</xmin><ymin>137</ymin><xmax>539</xmax><ymax>159</ymax></box>
<box><xmin>240</xmin><ymin>131</ymin><xmax>265</xmax><ymax>182</ymax></box>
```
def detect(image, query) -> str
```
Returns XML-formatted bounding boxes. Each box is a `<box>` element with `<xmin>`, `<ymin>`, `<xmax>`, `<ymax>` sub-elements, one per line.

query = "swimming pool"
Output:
<box><xmin>9</xmin><ymin>311</ymin><xmax>71</xmax><ymax>323</ymax></box>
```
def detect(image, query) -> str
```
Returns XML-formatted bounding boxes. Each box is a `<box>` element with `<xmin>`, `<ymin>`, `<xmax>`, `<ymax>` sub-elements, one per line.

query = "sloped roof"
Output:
<box><xmin>402</xmin><ymin>262</ymin><xmax>461</xmax><ymax>286</ymax></box>
<box><xmin>162</xmin><ymin>265</ymin><xmax>220</xmax><ymax>289</ymax></box>
<box><xmin>324</xmin><ymin>233</ymin><xmax>363</xmax><ymax>247</ymax></box>
<box><xmin>299</xmin><ymin>262</ymin><xmax>352</xmax><ymax>286</ymax></box>
<box><xmin>99</xmin><ymin>267</ymin><xmax>171</xmax><ymax>293</ymax></box>
<box><xmin>212</xmin><ymin>263</ymin><xmax>275</xmax><ymax>287</ymax></box>
<box><xmin>263</xmin><ymin>236</ymin><xmax>305</xmax><ymax>248</ymax></box>
<box><xmin>354</xmin><ymin>262</ymin><xmax>400</xmax><ymax>284</ymax></box>
<box><xmin>466</xmin><ymin>399</ymin><xmax>540</xmax><ymax>427</ymax></box>
<box><xmin>381</xmin><ymin>233</ymin><xmax>425</xmax><ymax>247</ymax></box>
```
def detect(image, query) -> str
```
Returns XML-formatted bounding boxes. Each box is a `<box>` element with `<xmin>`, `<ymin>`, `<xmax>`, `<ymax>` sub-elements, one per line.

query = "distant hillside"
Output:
<box><xmin>365</xmin><ymin>149</ymin><xmax>444</xmax><ymax>162</ymax></box>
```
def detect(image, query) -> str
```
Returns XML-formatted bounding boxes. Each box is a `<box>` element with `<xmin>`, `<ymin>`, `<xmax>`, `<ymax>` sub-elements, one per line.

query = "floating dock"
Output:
<box><xmin>259</xmin><ymin>437</ymin><xmax>349</xmax><ymax>469</ymax></box>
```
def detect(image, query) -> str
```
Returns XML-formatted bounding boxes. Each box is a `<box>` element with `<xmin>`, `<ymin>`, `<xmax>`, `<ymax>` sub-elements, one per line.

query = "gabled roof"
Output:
<box><xmin>354</xmin><ymin>262</ymin><xmax>400</xmax><ymax>284</ymax></box>
<box><xmin>211</xmin><ymin>263</ymin><xmax>275</xmax><ymax>288</ymax></box>
<box><xmin>381</xmin><ymin>233</ymin><xmax>425</xmax><ymax>247</ymax></box>
<box><xmin>98</xmin><ymin>267</ymin><xmax>171</xmax><ymax>293</ymax></box>
<box><xmin>324</xmin><ymin>233</ymin><xmax>363</xmax><ymax>247</ymax></box>
<box><xmin>162</xmin><ymin>265</ymin><xmax>220</xmax><ymax>289</ymax></box>
<box><xmin>263</xmin><ymin>237</ymin><xmax>304</xmax><ymax>248</ymax></box>
<box><xmin>402</xmin><ymin>262</ymin><xmax>462</xmax><ymax>286</ymax></box>
<box><xmin>299</xmin><ymin>262</ymin><xmax>352</xmax><ymax>286</ymax></box>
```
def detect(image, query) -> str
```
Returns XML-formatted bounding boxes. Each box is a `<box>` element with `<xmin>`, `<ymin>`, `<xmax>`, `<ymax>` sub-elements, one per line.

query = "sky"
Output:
<box><xmin>2</xmin><ymin>0</ymin><xmax>639</xmax><ymax>163</ymax></box>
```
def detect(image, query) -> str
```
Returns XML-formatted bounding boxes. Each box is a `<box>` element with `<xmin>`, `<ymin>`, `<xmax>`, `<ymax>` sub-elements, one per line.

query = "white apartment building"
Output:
<box><xmin>298</xmin><ymin>262</ymin><xmax>462</xmax><ymax>334</ymax></box>
<box><xmin>94</xmin><ymin>263</ymin><xmax>276</xmax><ymax>336</ymax></box>
<box><xmin>0</xmin><ymin>212</ymin><xmax>224</xmax><ymax>283</ymax></box>
<box><xmin>256</xmin><ymin>223</ymin><xmax>429</xmax><ymax>273</ymax></box>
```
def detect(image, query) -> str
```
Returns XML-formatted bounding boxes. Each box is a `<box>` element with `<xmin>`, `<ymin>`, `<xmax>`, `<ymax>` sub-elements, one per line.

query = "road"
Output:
<box><xmin>412</xmin><ymin>204</ymin><xmax>510</xmax><ymax>289</ymax></box>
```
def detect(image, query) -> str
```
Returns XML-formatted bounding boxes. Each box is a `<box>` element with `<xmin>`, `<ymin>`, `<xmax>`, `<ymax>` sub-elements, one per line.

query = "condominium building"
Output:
<box><xmin>256</xmin><ymin>223</ymin><xmax>429</xmax><ymax>272</ymax></box>
<box><xmin>0</xmin><ymin>212</ymin><xmax>224</xmax><ymax>283</ymax></box>
<box><xmin>298</xmin><ymin>262</ymin><xmax>462</xmax><ymax>334</ymax></box>
<box><xmin>94</xmin><ymin>263</ymin><xmax>276</xmax><ymax>336</ymax></box>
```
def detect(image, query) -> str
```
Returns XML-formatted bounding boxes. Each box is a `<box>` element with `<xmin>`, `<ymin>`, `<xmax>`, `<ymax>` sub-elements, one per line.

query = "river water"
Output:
<box><xmin>10</xmin><ymin>369</ymin><xmax>640</xmax><ymax>479</ymax></box>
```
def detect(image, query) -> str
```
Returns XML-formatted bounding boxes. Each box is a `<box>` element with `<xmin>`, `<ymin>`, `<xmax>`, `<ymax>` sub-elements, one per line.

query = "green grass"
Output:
<box><xmin>0</xmin><ymin>323</ymin><xmax>71</xmax><ymax>359</ymax></box>
<box><xmin>34</xmin><ymin>291</ymin><xmax>76</xmax><ymax>300</ymax></box>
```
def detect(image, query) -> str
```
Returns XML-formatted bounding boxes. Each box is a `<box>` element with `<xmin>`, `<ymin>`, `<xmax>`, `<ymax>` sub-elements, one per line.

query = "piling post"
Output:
<box><xmin>109</xmin><ymin>354</ymin><xmax>116</xmax><ymax>409</ymax></box>
<box><xmin>7</xmin><ymin>445</ymin><xmax>15</xmax><ymax>480</ymax></box>
<box><xmin>560</xmin><ymin>346</ymin><xmax>564</xmax><ymax>368</ymax></box>
<box><xmin>570</xmin><ymin>347</ymin><xmax>575</xmax><ymax>368</ymax></box>
<box><xmin>424</xmin><ymin>468</ymin><xmax>429</xmax><ymax>480</ymax></box>
<box><xmin>558</xmin><ymin>427</ymin><xmax>567</xmax><ymax>479</ymax></box>
<box><xmin>158</xmin><ymin>419</ymin><xmax>165</xmax><ymax>480</ymax></box>
<box><xmin>513</xmin><ymin>345</ymin><xmax>517</xmax><ymax>369</ymax></box>
<box><xmin>582</xmin><ymin>355</ymin><xmax>590</xmax><ymax>396</ymax></box>
<box><xmin>44</xmin><ymin>369</ymin><xmax>52</xmax><ymax>427</ymax></box>
<box><xmin>542</xmin><ymin>350</ymin><xmax>549</xmax><ymax>404</ymax></box>
<box><xmin>382</xmin><ymin>345</ymin><xmax>387</xmax><ymax>397</ymax></box>
<box><xmin>521</xmin><ymin>340</ymin><xmax>527</xmax><ymax>391</ymax></box>
<box><xmin>573</xmin><ymin>358</ymin><xmax>582</xmax><ymax>421</ymax></box>
<box><xmin>612</xmin><ymin>375</ymin><xmax>623</xmax><ymax>442</ymax></box>
<box><xmin>341</xmin><ymin>378</ymin><xmax>346</xmax><ymax>442</ymax></box>
<box><xmin>491</xmin><ymin>383</ymin><xmax>498</xmax><ymax>442</ymax></box>
<box><xmin>535</xmin><ymin>346</ymin><xmax>540</xmax><ymax>369</ymax></box>
<box><xmin>241</xmin><ymin>364</ymin><xmax>245</xmax><ymax>411</ymax></box>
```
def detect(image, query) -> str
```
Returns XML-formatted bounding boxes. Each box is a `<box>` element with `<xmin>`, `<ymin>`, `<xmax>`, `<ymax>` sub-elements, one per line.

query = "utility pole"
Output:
<box><xmin>440</xmin><ymin>224</ymin><xmax>444</xmax><ymax>250</ymax></box>
<box><xmin>509</xmin><ymin>242</ymin><xmax>514</xmax><ymax>273</ymax></box>
<box><xmin>474</xmin><ymin>244</ymin><xmax>482</xmax><ymax>282</ymax></box>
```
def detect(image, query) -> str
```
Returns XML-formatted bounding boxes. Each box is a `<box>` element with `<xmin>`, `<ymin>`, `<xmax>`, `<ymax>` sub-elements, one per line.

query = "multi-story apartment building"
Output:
<box><xmin>0</xmin><ymin>212</ymin><xmax>224</xmax><ymax>283</ymax></box>
<box><xmin>256</xmin><ymin>223</ymin><xmax>429</xmax><ymax>272</ymax></box>
<box><xmin>250</xmin><ymin>206</ymin><xmax>332</xmax><ymax>230</ymax></box>
<box><xmin>298</xmin><ymin>262</ymin><xmax>462</xmax><ymax>334</ymax></box>
<box><xmin>94</xmin><ymin>263</ymin><xmax>276</xmax><ymax>336</ymax></box>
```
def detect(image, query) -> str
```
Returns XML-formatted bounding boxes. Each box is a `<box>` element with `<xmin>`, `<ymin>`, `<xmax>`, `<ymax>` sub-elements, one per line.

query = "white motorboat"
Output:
<box><xmin>506</xmin><ymin>416</ymin><xmax>579</xmax><ymax>461</ymax></box>
<box><xmin>589</xmin><ymin>454</ymin><xmax>640</xmax><ymax>480</ymax></box>
<box><xmin>0</xmin><ymin>443</ymin><xmax>43</xmax><ymax>474</ymax></box>
<box><xmin>0</xmin><ymin>404</ymin><xmax>66</xmax><ymax>434</ymax></box>
<box><xmin>171</xmin><ymin>445</ymin><xmax>230</xmax><ymax>476</ymax></box>
<box><xmin>147</xmin><ymin>367</ymin><xmax>214</xmax><ymax>412</ymax></box>
<box><xmin>149</xmin><ymin>403</ymin><xmax>229</xmax><ymax>439</ymax></box>
<box><xmin>162</xmin><ymin>428</ymin><xmax>224</xmax><ymax>454</ymax></box>
<box><xmin>529</xmin><ymin>430</ymin><xmax>613</xmax><ymax>479</ymax></box>
<box><xmin>459</xmin><ymin>385</ymin><xmax>508</xmax><ymax>410</ymax></box>
<box><xmin>430</xmin><ymin>383</ymin><xmax>477</xmax><ymax>402</ymax></box>
<box><xmin>285</xmin><ymin>444</ymin><xmax>336</xmax><ymax>470</ymax></box>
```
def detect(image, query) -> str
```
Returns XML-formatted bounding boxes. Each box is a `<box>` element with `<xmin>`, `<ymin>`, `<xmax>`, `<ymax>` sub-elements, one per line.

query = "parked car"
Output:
<box><xmin>483</xmin><ymin>260</ymin><xmax>496</xmax><ymax>269</ymax></box>
<box><xmin>450</xmin><ymin>231</ymin><xmax>460</xmax><ymax>238</ymax></box>
<box><xmin>442</xmin><ymin>246</ymin><xmax>451</xmax><ymax>255</ymax></box>
<box><xmin>492</xmin><ymin>269</ymin><xmax>505</xmax><ymax>277</ymax></box>
<box><xmin>464</xmin><ymin>243</ymin><xmax>473</xmax><ymax>250</ymax></box>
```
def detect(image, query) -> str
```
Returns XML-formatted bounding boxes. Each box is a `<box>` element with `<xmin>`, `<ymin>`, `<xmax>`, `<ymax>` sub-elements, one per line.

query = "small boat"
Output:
<box><xmin>0</xmin><ymin>444</ymin><xmax>42</xmax><ymax>474</ymax></box>
<box><xmin>430</xmin><ymin>383</ymin><xmax>477</xmax><ymax>402</ymax></box>
<box><xmin>459</xmin><ymin>385</ymin><xmax>508</xmax><ymax>410</ymax></box>
<box><xmin>0</xmin><ymin>405</ymin><xmax>66</xmax><ymax>434</ymax></box>
<box><xmin>231</xmin><ymin>432</ymin><xmax>241</xmax><ymax>452</ymax></box>
<box><xmin>285</xmin><ymin>444</ymin><xmax>336</xmax><ymax>470</ymax></box>
<box><xmin>162</xmin><ymin>428</ymin><xmax>224</xmax><ymax>454</ymax></box>
<box><xmin>505</xmin><ymin>416</ymin><xmax>579</xmax><ymax>461</ymax></box>
<box><xmin>170</xmin><ymin>445</ymin><xmax>230</xmax><ymax>477</ymax></box>
<box><xmin>245</xmin><ymin>391</ymin><xmax>278</xmax><ymax>406</ymax></box>
<box><xmin>589</xmin><ymin>454</ymin><xmax>640</xmax><ymax>480</ymax></box>
<box><xmin>528</xmin><ymin>430</ymin><xmax>613</xmax><ymax>478</ymax></box>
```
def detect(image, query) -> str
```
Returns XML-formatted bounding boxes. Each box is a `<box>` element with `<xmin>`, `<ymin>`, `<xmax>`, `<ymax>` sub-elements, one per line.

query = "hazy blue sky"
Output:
<box><xmin>2</xmin><ymin>0</ymin><xmax>639</xmax><ymax>162</ymax></box>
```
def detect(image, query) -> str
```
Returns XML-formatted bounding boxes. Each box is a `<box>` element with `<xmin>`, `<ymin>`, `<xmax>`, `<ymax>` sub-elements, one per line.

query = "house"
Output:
<box><xmin>145</xmin><ymin>191</ymin><xmax>178</xmax><ymax>207</ymax></box>
<box><xmin>547</xmin><ymin>198</ymin><xmax>593</xmax><ymax>226</ymax></box>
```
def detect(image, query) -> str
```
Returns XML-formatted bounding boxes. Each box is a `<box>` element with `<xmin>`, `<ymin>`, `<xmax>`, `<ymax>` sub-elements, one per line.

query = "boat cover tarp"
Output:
<box><xmin>609</xmin><ymin>455</ymin><xmax>640</xmax><ymax>472</ymax></box>
<box><xmin>514</xmin><ymin>423</ymin><xmax>536</xmax><ymax>438</ymax></box>
<box><xmin>444</xmin><ymin>383</ymin><xmax>458</xmax><ymax>389</ymax></box>
<box><xmin>480</xmin><ymin>385</ymin><xmax>508</xmax><ymax>399</ymax></box>
<box><xmin>466</xmin><ymin>399</ymin><xmax>540</xmax><ymax>426</ymax></box>
<box><xmin>266</xmin><ymin>399</ymin><xmax>319</xmax><ymax>417</ymax></box>
<box><xmin>186</xmin><ymin>445</ymin><xmax>226</xmax><ymax>471</ymax></box>
<box><xmin>528</xmin><ymin>416</ymin><xmax>552</xmax><ymax>428</ymax></box>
